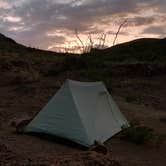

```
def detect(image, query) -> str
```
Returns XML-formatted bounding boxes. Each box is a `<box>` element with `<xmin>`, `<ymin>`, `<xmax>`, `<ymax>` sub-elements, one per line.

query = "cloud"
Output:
<box><xmin>0</xmin><ymin>0</ymin><xmax>11</xmax><ymax>9</ymax></box>
<box><xmin>3</xmin><ymin>16</ymin><xmax>22</xmax><ymax>22</ymax></box>
<box><xmin>0</xmin><ymin>0</ymin><xmax>165</xmax><ymax>51</ymax></box>
<box><xmin>143</xmin><ymin>25</ymin><xmax>166</xmax><ymax>36</ymax></box>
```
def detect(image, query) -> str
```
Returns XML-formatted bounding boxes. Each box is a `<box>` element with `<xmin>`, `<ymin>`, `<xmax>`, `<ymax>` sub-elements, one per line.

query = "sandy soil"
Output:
<box><xmin>0</xmin><ymin>73</ymin><xmax>166</xmax><ymax>166</ymax></box>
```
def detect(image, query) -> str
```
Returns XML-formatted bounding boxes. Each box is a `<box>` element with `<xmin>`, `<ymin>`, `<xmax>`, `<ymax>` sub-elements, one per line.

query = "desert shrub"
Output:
<box><xmin>159</xmin><ymin>117</ymin><xmax>166</xmax><ymax>124</ymax></box>
<box><xmin>46</xmin><ymin>68</ymin><xmax>60</xmax><ymax>76</ymax></box>
<box><xmin>120</xmin><ymin>122</ymin><xmax>154</xmax><ymax>144</ymax></box>
<box><xmin>12</xmin><ymin>69</ymin><xmax>41</xmax><ymax>84</ymax></box>
<box><xmin>63</xmin><ymin>56</ymin><xmax>87</xmax><ymax>71</ymax></box>
<box><xmin>45</xmin><ymin>61</ymin><xmax>66</xmax><ymax>76</ymax></box>
<box><xmin>84</xmin><ymin>67</ymin><xmax>112</xmax><ymax>82</ymax></box>
<box><xmin>125</xmin><ymin>95</ymin><xmax>136</xmax><ymax>103</ymax></box>
<box><xmin>151</xmin><ymin>133</ymin><xmax>166</xmax><ymax>148</ymax></box>
<box><xmin>0</xmin><ymin>57</ymin><xmax>13</xmax><ymax>71</ymax></box>
<box><xmin>14</xmin><ymin>84</ymin><xmax>36</xmax><ymax>94</ymax></box>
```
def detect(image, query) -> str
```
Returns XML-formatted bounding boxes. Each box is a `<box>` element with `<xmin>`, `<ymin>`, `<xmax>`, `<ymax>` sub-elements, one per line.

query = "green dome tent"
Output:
<box><xmin>24</xmin><ymin>79</ymin><xmax>129</xmax><ymax>147</ymax></box>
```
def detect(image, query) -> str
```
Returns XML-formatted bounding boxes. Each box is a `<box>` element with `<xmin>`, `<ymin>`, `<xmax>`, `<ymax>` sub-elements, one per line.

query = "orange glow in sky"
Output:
<box><xmin>0</xmin><ymin>0</ymin><xmax>165</xmax><ymax>53</ymax></box>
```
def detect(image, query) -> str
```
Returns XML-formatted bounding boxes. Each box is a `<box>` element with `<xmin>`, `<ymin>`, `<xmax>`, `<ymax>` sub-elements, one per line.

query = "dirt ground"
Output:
<box><xmin>0</xmin><ymin>72</ymin><xmax>166</xmax><ymax>166</ymax></box>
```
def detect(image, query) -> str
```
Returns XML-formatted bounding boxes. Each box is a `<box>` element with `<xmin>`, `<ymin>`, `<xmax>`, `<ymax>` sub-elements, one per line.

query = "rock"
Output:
<box><xmin>9</xmin><ymin>117</ymin><xmax>32</xmax><ymax>133</ymax></box>
<box><xmin>15</xmin><ymin>118</ymin><xmax>32</xmax><ymax>134</ymax></box>
<box><xmin>89</xmin><ymin>141</ymin><xmax>108</xmax><ymax>155</ymax></box>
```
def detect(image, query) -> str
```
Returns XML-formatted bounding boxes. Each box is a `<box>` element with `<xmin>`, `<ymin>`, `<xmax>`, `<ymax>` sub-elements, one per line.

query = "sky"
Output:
<box><xmin>0</xmin><ymin>0</ymin><xmax>166</xmax><ymax>52</ymax></box>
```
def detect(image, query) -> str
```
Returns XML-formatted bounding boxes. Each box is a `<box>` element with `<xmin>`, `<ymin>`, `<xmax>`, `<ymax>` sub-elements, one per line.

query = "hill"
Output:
<box><xmin>1</xmin><ymin>32</ymin><xmax>166</xmax><ymax>62</ymax></box>
<box><xmin>1</xmin><ymin>33</ymin><xmax>166</xmax><ymax>63</ymax></box>
<box><xmin>90</xmin><ymin>38</ymin><xmax>166</xmax><ymax>63</ymax></box>
<box><xmin>0</xmin><ymin>33</ymin><xmax>166</xmax><ymax>166</ymax></box>
<box><xmin>0</xmin><ymin>33</ymin><xmax>63</xmax><ymax>57</ymax></box>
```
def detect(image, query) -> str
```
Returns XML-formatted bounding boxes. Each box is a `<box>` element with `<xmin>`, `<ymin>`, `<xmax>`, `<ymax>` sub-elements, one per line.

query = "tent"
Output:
<box><xmin>24</xmin><ymin>79</ymin><xmax>129</xmax><ymax>147</ymax></box>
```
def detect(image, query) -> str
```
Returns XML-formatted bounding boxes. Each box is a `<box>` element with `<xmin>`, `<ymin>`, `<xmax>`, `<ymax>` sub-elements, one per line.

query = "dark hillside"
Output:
<box><xmin>0</xmin><ymin>33</ymin><xmax>63</xmax><ymax>57</ymax></box>
<box><xmin>90</xmin><ymin>38</ymin><xmax>166</xmax><ymax>63</ymax></box>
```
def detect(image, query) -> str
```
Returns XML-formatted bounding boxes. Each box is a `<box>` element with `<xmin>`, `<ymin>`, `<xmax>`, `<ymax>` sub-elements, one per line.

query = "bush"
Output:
<box><xmin>159</xmin><ymin>117</ymin><xmax>166</xmax><ymax>124</ymax></box>
<box><xmin>120</xmin><ymin>122</ymin><xmax>154</xmax><ymax>144</ymax></box>
<box><xmin>14</xmin><ymin>84</ymin><xmax>36</xmax><ymax>94</ymax></box>
<box><xmin>125</xmin><ymin>95</ymin><xmax>136</xmax><ymax>103</ymax></box>
<box><xmin>63</xmin><ymin>56</ymin><xmax>87</xmax><ymax>71</ymax></box>
<box><xmin>12</xmin><ymin>69</ymin><xmax>41</xmax><ymax>84</ymax></box>
<box><xmin>46</xmin><ymin>63</ymin><xmax>64</xmax><ymax>76</ymax></box>
<box><xmin>151</xmin><ymin>134</ymin><xmax>166</xmax><ymax>148</ymax></box>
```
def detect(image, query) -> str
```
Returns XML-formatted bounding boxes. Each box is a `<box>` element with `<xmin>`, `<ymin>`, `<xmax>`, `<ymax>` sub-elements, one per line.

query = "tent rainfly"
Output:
<box><xmin>24</xmin><ymin>79</ymin><xmax>129</xmax><ymax>147</ymax></box>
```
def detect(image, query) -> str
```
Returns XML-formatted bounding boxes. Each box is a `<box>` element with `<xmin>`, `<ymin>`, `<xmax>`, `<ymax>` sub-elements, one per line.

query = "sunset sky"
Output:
<box><xmin>0</xmin><ymin>0</ymin><xmax>166</xmax><ymax>52</ymax></box>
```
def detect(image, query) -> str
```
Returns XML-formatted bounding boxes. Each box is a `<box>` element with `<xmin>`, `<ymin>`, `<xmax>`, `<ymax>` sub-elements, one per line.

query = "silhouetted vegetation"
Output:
<box><xmin>120</xmin><ymin>121</ymin><xmax>166</xmax><ymax>146</ymax></box>
<box><xmin>121</xmin><ymin>122</ymin><xmax>154</xmax><ymax>144</ymax></box>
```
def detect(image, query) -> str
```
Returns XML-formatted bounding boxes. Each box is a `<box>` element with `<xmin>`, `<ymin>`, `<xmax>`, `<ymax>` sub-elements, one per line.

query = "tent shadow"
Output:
<box><xmin>26</xmin><ymin>132</ymin><xmax>88</xmax><ymax>150</ymax></box>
